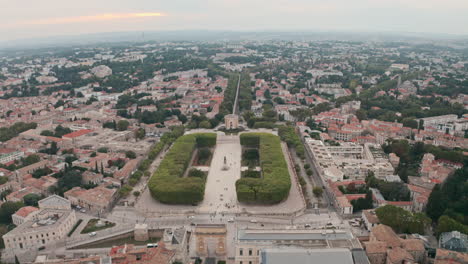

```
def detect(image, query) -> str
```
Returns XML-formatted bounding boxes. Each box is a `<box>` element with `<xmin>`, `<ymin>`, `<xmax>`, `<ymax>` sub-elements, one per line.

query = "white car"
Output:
<box><xmin>80</xmin><ymin>209</ymin><xmax>86</xmax><ymax>213</ymax></box>
<box><xmin>89</xmin><ymin>232</ymin><xmax>97</xmax><ymax>237</ymax></box>
<box><xmin>250</xmin><ymin>219</ymin><xmax>258</xmax><ymax>223</ymax></box>
<box><xmin>188</xmin><ymin>216</ymin><xmax>195</xmax><ymax>219</ymax></box>
<box><xmin>227</xmin><ymin>218</ymin><xmax>235</xmax><ymax>223</ymax></box>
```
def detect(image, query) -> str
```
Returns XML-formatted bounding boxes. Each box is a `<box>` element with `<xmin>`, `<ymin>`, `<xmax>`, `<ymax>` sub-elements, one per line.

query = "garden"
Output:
<box><xmin>236</xmin><ymin>133</ymin><xmax>291</xmax><ymax>204</ymax></box>
<box><xmin>148</xmin><ymin>133</ymin><xmax>217</xmax><ymax>204</ymax></box>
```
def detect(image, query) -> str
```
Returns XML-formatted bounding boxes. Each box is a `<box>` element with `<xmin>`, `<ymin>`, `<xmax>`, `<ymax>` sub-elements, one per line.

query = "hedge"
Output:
<box><xmin>148</xmin><ymin>133</ymin><xmax>216</xmax><ymax>204</ymax></box>
<box><xmin>236</xmin><ymin>133</ymin><xmax>291</xmax><ymax>204</ymax></box>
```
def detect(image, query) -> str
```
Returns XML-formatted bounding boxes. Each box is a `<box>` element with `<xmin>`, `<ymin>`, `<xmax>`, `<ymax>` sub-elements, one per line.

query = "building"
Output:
<box><xmin>362</xmin><ymin>210</ymin><xmax>380</xmax><ymax>231</ymax></box>
<box><xmin>81</xmin><ymin>171</ymin><xmax>104</xmax><ymax>185</ymax></box>
<box><xmin>364</xmin><ymin>225</ymin><xmax>425</xmax><ymax>264</ymax></box>
<box><xmin>12</xmin><ymin>206</ymin><xmax>39</xmax><ymax>226</ymax></box>
<box><xmin>235</xmin><ymin>229</ymin><xmax>362</xmax><ymax>264</ymax></box>
<box><xmin>439</xmin><ymin>231</ymin><xmax>467</xmax><ymax>253</ymax></box>
<box><xmin>260</xmin><ymin>247</ymin><xmax>354</xmax><ymax>264</ymax></box>
<box><xmin>38</xmin><ymin>195</ymin><xmax>71</xmax><ymax>210</ymax></box>
<box><xmin>305</xmin><ymin>139</ymin><xmax>394</xmax><ymax>181</ymax></box>
<box><xmin>0</xmin><ymin>148</ymin><xmax>24</xmax><ymax>164</ymax></box>
<box><xmin>64</xmin><ymin>185</ymin><xmax>118</xmax><ymax>214</ymax></box>
<box><xmin>3</xmin><ymin>208</ymin><xmax>76</xmax><ymax>251</ymax></box>
<box><xmin>109</xmin><ymin>242</ymin><xmax>175</xmax><ymax>264</ymax></box>
<box><xmin>225</xmin><ymin>114</ymin><xmax>239</xmax><ymax>130</ymax></box>
<box><xmin>434</xmin><ymin>248</ymin><xmax>468</xmax><ymax>264</ymax></box>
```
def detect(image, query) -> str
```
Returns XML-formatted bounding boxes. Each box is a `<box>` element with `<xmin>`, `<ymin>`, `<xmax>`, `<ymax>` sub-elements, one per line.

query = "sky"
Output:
<box><xmin>1</xmin><ymin>0</ymin><xmax>468</xmax><ymax>42</ymax></box>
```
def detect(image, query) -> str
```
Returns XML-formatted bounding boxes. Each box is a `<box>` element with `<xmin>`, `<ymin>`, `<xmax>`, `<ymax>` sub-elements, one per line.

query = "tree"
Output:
<box><xmin>125</xmin><ymin>151</ymin><xmax>137</xmax><ymax>159</ymax></box>
<box><xmin>178</xmin><ymin>114</ymin><xmax>188</xmax><ymax>124</ymax></box>
<box><xmin>313</xmin><ymin>187</ymin><xmax>323</xmax><ymax>197</ymax></box>
<box><xmin>199</xmin><ymin>120</ymin><xmax>212</xmax><ymax>129</ymax></box>
<box><xmin>97</xmin><ymin>147</ymin><xmax>108</xmax><ymax>153</ymax></box>
<box><xmin>0</xmin><ymin>201</ymin><xmax>25</xmax><ymax>224</ymax></box>
<box><xmin>119</xmin><ymin>185</ymin><xmax>133</xmax><ymax>197</ymax></box>
<box><xmin>426</xmin><ymin>184</ymin><xmax>446</xmax><ymax>222</ymax></box>
<box><xmin>436</xmin><ymin>215</ymin><xmax>468</xmax><ymax>236</ymax></box>
<box><xmin>116</xmin><ymin>120</ymin><xmax>130</xmax><ymax>131</ymax></box>
<box><xmin>264</xmin><ymin>89</ymin><xmax>272</xmax><ymax>99</ymax></box>
<box><xmin>306</xmin><ymin>169</ymin><xmax>313</xmax><ymax>176</ymax></box>
<box><xmin>197</xmin><ymin>148</ymin><xmax>211</xmax><ymax>164</ymax></box>
<box><xmin>351</xmin><ymin>191</ymin><xmax>373</xmax><ymax>212</ymax></box>
<box><xmin>402</xmin><ymin>118</ymin><xmax>418</xmax><ymax>129</ymax></box>
<box><xmin>356</xmin><ymin>109</ymin><xmax>368</xmax><ymax>121</ymax></box>
<box><xmin>23</xmin><ymin>193</ymin><xmax>41</xmax><ymax>206</ymax></box>
<box><xmin>376</xmin><ymin>205</ymin><xmax>429</xmax><ymax>234</ymax></box>
<box><xmin>49</xmin><ymin>141</ymin><xmax>59</xmax><ymax>155</ymax></box>
<box><xmin>58</xmin><ymin>170</ymin><xmax>82</xmax><ymax>191</ymax></box>
<box><xmin>134</xmin><ymin>128</ymin><xmax>145</xmax><ymax>140</ymax></box>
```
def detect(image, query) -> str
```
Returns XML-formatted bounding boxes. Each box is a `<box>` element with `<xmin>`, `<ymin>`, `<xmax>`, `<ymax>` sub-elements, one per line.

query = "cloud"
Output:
<box><xmin>19</xmin><ymin>12</ymin><xmax>165</xmax><ymax>26</ymax></box>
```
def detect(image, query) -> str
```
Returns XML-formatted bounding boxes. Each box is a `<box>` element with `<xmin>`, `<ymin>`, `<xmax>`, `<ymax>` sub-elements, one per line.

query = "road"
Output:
<box><xmin>232</xmin><ymin>74</ymin><xmax>241</xmax><ymax>115</ymax></box>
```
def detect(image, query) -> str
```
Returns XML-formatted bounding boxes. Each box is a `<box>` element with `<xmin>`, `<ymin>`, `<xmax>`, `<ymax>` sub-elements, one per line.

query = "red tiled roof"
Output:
<box><xmin>14</xmin><ymin>206</ymin><xmax>38</xmax><ymax>218</ymax></box>
<box><xmin>62</xmin><ymin>129</ymin><xmax>93</xmax><ymax>139</ymax></box>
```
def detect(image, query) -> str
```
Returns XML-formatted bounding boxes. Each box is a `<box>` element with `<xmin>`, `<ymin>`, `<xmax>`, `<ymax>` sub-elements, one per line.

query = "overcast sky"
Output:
<box><xmin>2</xmin><ymin>0</ymin><xmax>468</xmax><ymax>41</ymax></box>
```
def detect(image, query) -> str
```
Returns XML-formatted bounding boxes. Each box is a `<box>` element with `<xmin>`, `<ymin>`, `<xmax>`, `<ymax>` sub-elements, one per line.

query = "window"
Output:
<box><xmin>240</xmin><ymin>249</ymin><xmax>243</xmax><ymax>256</ymax></box>
<box><xmin>249</xmin><ymin>249</ymin><xmax>252</xmax><ymax>256</ymax></box>
<box><xmin>19</xmin><ymin>243</ymin><xmax>23</xmax><ymax>249</ymax></box>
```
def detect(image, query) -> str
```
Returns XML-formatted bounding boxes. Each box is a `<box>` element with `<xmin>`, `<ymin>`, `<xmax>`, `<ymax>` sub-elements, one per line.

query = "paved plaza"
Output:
<box><xmin>199</xmin><ymin>134</ymin><xmax>242</xmax><ymax>214</ymax></box>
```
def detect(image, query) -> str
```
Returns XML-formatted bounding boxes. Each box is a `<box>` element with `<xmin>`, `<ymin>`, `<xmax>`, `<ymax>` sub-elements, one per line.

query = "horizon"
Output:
<box><xmin>2</xmin><ymin>0</ymin><xmax>468</xmax><ymax>45</ymax></box>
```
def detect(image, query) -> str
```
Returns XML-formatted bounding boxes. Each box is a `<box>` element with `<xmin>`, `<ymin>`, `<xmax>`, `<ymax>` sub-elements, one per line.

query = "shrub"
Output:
<box><xmin>313</xmin><ymin>187</ymin><xmax>323</xmax><ymax>197</ymax></box>
<box><xmin>125</xmin><ymin>150</ymin><xmax>137</xmax><ymax>159</ymax></box>
<box><xmin>188</xmin><ymin>168</ymin><xmax>205</xmax><ymax>178</ymax></box>
<box><xmin>148</xmin><ymin>133</ymin><xmax>216</xmax><ymax>204</ymax></box>
<box><xmin>133</xmin><ymin>191</ymin><xmax>140</xmax><ymax>197</ymax></box>
<box><xmin>119</xmin><ymin>184</ymin><xmax>133</xmax><ymax>197</ymax></box>
<box><xmin>97</xmin><ymin>147</ymin><xmax>108</xmax><ymax>153</ymax></box>
<box><xmin>128</xmin><ymin>178</ymin><xmax>138</xmax><ymax>186</ymax></box>
<box><xmin>236</xmin><ymin>133</ymin><xmax>291</xmax><ymax>204</ymax></box>
<box><xmin>242</xmin><ymin>170</ymin><xmax>261</xmax><ymax>178</ymax></box>
<box><xmin>304</xmin><ymin>164</ymin><xmax>310</xmax><ymax>170</ymax></box>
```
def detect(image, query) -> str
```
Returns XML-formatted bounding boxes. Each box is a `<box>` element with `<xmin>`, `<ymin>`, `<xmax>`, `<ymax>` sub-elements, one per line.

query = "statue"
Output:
<box><xmin>222</xmin><ymin>156</ymin><xmax>229</xmax><ymax>171</ymax></box>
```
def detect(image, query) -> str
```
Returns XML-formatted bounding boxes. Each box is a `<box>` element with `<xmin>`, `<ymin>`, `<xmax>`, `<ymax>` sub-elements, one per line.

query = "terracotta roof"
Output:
<box><xmin>14</xmin><ymin>206</ymin><xmax>38</xmax><ymax>218</ymax></box>
<box><xmin>371</xmin><ymin>224</ymin><xmax>401</xmax><ymax>248</ymax></box>
<box><xmin>363</xmin><ymin>210</ymin><xmax>379</xmax><ymax>224</ymax></box>
<box><xmin>365</xmin><ymin>241</ymin><xmax>387</xmax><ymax>254</ymax></box>
<box><xmin>386</xmin><ymin>247</ymin><xmax>414</xmax><ymax>263</ymax></box>
<box><xmin>401</xmin><ymin>239</ymin><xmax>425</xmax><ymax>252</ymax></box>
<box><xmin>435</xmin><ymin>248</ymin><xmax>468</xmax><ymax>264</ymax></box>
<box><xmin>62</xmin><ymin>129</ymin><xmax>93</xmax><ymax>139</ymax></box>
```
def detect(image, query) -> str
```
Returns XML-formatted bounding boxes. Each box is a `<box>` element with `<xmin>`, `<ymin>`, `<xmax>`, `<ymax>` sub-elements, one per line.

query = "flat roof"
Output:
<box><xmin>238</xmin><ymin>229</ymin><xmax>352</xmax><ymax>241</ymax></box>
<box><xmin>261</xmin><ymin>247</ymin><xmax>354</xmax><ymax>264</ymax></box>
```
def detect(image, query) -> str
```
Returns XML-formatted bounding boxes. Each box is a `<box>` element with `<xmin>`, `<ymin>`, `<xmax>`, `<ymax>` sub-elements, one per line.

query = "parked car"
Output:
<box><xmin>250</xmin><ymin>219</ymin><xmax>258</xmax><ymax>223</ymax></box>
<box><xmin>80</xmin><ymin>209</ymin><xmax>86</xmax><ymax>213</ymax></box>
<box><xmin>89</xmin><ymin>232</ymin><xmax>97</xmax><ymax>237</ymax></box>
<box><xmin>227</xmin><ymin>218</ymin><xmax>235</xmax><ymax>223</ymax></box>
<box><xmin>147</xmin><ymin>243</ymin><xmax>158</xmax><ymax>248</ymax></box>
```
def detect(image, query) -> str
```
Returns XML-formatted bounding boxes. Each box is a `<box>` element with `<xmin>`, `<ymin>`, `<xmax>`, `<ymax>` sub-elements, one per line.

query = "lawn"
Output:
<box><xmin>80</xmin><ymin>218</ymin><xmax>115</xmax><ymax>234</ymax></box>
